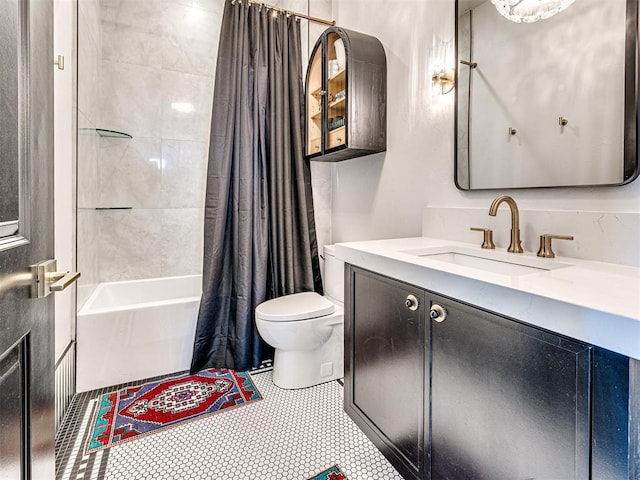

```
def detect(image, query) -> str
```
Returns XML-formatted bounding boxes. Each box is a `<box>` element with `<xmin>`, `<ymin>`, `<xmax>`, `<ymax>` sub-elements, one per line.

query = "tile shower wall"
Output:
<box><xmin>95</xmin><ymin>0</ymin><xmax>220</xmax><ymax>283</ymax></box>
<box><xmin>77</xmin><ymin>0</ymin><xmax>334</xmax><ymax>301</ymax></box>
<box><xmin>77</xmin><ymin>0</ymin><xmax>103</xmax><ymax>308</ymax></box>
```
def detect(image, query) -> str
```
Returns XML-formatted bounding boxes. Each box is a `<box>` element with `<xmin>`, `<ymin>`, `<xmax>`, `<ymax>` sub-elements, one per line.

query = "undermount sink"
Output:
<box><xmin>400</xmin><ymin>246</ymin><xmax>573</xmax><ymax>276</ymax></box>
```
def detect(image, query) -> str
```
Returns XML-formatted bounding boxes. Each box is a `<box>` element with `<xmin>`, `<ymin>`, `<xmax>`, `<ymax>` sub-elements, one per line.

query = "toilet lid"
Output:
<box><xmin>255</xmin><ymin>292</ymin><xmax>335</xmax><ymax>322</ymax></box>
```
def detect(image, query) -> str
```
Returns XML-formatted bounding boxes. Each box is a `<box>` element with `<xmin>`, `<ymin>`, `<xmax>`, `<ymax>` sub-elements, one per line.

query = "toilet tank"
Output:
<box><xmin>323</xmin><ymin>245</ymin><xmax>344</xmax><ymax>303</ymax></box>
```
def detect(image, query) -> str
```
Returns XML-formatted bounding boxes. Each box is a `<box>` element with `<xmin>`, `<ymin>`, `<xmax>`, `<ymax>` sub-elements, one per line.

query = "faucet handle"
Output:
<box><xmin>470</xmin><ymin>227</ymin><xmax>496</xmax><ymax>249</ymax></box>
<box><xmin>537</xmin><ymin>234</ymin><xmax>574</xmax><ymax>258</ymax></box>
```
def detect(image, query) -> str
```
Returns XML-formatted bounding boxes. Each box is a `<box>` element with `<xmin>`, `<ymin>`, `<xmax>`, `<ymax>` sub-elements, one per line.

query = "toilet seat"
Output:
<box><xmin>255</xmin><ymin>292</ymin><xmax>335</xmax><ymax>322</ymax></box>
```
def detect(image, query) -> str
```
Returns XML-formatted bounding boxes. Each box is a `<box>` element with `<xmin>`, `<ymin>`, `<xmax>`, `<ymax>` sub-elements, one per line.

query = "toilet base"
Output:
<box><xmin>271</xmin><ymin>327</ymin><xmax>344</xmax><ymax>389</ymax></box>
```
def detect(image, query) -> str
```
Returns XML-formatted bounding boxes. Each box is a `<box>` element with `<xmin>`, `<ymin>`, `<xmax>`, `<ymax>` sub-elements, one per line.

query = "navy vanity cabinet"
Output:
<box><xmin>344</xmin><ymin>267</ymin><xmax>427</xmax><ymax>480</ymax></box>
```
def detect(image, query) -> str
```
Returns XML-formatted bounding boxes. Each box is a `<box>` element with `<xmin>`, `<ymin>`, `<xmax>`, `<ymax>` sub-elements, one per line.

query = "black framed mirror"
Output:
<box><xmin>455</xmin><ymin>0</ymin><xmax>639</xmax><ymax>190</ymax></box>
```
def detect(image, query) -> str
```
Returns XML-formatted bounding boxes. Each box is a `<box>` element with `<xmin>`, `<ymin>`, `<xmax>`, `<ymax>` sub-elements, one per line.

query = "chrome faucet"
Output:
<box><xmin>488</xmin><ymin>195</ymin><xmax>523</xmax><ymax>253</ymax></box>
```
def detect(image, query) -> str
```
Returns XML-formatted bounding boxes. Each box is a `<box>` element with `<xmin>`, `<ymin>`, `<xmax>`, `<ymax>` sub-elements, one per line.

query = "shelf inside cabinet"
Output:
<box><xmin>328</xmin><ymin>96</ymin><xmax>346</xmax><ymax>109</ymax></box>
<box><xmin>311</xmin><ymin>86</ymin><xmax>323</xmax><ymax>99</ymax></box>
<box><xmin>328</xmin><ymin>117</ymin><xmax>346</xmax><ymax>131</ymax></box>
<box><xmin>328</xmin><ymin>68</ymin><xmax>346</xmax><ymax>83</ymax></box>
<box><xmin>309</xmin><ymin>137</ymin><xmax>322</xmax><ymax>154</ymax></box>
<box><xmin>328</xmin><ymin>125</ymin><xmax>346</xmax><ymax>149</ymax></box>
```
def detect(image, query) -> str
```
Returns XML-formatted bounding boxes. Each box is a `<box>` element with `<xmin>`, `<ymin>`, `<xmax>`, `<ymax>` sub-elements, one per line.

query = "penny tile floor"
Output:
<box><xmin>55</xmin><ymin>366</ymin><xmax>404</xmax><ymax>480</ymax></box>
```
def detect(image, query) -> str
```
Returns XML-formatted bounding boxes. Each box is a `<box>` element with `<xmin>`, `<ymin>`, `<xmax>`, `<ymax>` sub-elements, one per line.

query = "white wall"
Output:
<box><xmin>331</xmin><ymin>0</ymin><xmax>640</xmax><ymax>266</ymax></box>
<box><xmin>331</xmin><ymin>0</ymin><xmax>450</xmax><ymax>242</ymax></box>
<box><xmin>54</xmin><ymin>0</ymin><xmax>76</xmax><ymax>361</ymax></box>
<box><xmin>76</xmin><ymin>0</ymin><xmax>102</xmax><ymax>308</ymax></box>
<box><xmin>307</xmin><ymin>0</ymin><xmax>334</xmax><ymax>258</ymax></box>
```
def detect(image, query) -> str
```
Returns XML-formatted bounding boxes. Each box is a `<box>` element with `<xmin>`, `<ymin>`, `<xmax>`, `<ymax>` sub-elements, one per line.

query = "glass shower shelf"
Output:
<box><xmin>95</xmin><ymin>128</ymin><xmax>132</xmax><ymax>139</ymax></box>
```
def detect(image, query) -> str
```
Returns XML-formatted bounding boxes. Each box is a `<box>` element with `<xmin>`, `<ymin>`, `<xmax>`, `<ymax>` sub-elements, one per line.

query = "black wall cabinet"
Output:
<box><xmin>344</xmin><ymin>265</ymin><xmax>637</xmax><ymax>480</ymax></box>
<box><xmin>305</xmin><ymin>27</ymin><xmax>386</xmax><ymax>162</ymax></box>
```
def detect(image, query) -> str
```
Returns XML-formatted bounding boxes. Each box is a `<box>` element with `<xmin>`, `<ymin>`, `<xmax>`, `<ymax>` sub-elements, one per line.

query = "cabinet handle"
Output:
<box><xmin>405</xmin><ymin>294</ymin><xmax>419</xmax><ymax>311</ymax></box>
<box><xmin>430</xmin><ymin>304</ymin><xmax>447</xmax><ymax>322</ymax></box>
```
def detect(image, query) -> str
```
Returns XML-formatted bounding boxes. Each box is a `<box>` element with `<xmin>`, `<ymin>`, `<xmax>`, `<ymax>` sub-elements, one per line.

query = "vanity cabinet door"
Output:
<box><xmin>429</xmin><ymin>293</ymin><xmax>591</xmax><ymax>480</ymax></box>
<box><xmin>344</xmin><ymin>266</ymin><xmax>427</xmax><ymax>480</ymax></box>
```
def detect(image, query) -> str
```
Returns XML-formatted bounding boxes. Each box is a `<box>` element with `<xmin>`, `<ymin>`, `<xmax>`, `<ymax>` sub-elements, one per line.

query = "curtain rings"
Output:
<box><xmin>238</xmin><ymin>0</ymin><xmax>289</xmax><ymax>18</ymax></box>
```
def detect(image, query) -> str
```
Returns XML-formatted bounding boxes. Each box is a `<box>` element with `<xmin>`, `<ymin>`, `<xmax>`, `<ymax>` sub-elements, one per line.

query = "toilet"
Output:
<box><xmin>255</xmin><ymin>245</ymin><xmax>344</xmax><ymax>389</ymax></box>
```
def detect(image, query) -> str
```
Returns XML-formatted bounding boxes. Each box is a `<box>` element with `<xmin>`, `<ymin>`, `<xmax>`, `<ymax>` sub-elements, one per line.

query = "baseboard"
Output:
<box><xmin>55</xmin><ymin>342</ymin><xmax>76</xmax><ymax>432</ymax></box>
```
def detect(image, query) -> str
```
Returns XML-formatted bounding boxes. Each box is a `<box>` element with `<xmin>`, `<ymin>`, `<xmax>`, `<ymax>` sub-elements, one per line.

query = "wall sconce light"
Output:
<box><xmin>432</xmin><ymin>67</ymin><xmax>455</xmax><ymax>95</ymax></box>
<box><xmin>431</xmin><ymin>37</ymin><xmax>455</xmax><ymax>96</ymax></box>
<box><xmin>490</xmin><ymin>0</ymin><xmax>576</xmax><ymax>23</ymax></box>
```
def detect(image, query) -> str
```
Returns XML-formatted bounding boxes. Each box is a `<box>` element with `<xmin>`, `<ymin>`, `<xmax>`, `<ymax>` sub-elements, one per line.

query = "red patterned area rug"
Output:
<box><xmin>306</xmin><ymin>464</ymin><xmax>348</xmax><ymax>480</ymax></box>
<box><xmin>85</xmin><ymin>368</ymin><xmax>262</xmax><ymax>454</ymax></box>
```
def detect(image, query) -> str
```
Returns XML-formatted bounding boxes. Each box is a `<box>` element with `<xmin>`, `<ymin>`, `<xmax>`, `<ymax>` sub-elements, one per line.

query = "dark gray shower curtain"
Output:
<box><xmin>190</xmin><ymin>0</ymin><xmax>323</xmax><ymax>373</ymax></box>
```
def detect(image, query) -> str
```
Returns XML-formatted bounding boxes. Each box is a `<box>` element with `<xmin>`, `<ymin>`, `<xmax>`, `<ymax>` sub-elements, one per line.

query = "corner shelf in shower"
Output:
<box><xmin>95</xmin><ymin>128</ymin><xmax>132</xmax><ymax>139</ymax></box>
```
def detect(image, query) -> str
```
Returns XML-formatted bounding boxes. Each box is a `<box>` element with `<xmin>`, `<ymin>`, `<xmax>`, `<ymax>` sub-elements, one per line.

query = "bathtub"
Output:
<box><xmin>76</xmin><ymin>275</ymin><xmax>201</xmax><ymax>392</ymax></box>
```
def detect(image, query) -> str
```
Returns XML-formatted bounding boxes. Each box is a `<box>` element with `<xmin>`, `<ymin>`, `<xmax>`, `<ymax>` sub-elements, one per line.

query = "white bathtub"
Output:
<box><xmin>76</xmin><ymin>275</ymin><xmax>201</xmax><ymax>392</ymax></box>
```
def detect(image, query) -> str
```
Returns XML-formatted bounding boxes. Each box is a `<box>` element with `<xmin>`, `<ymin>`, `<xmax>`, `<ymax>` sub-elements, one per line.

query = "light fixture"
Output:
<box><xmin>490</xmin><ymin>0</ymin><xmax>576</xmax><ymax>23</ymax></box>
<box><xmin>432</xmin><ymin>68</ymin><xmax>455</xmax><ymax>95</ymax></box>
<box><xmin>431</xmin><ymin>38</ymin><xmax>455</xmax><ymax>95</ymax></box>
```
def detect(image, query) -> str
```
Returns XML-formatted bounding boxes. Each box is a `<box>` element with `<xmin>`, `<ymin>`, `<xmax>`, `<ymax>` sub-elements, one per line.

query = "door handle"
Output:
<box><xmin>49</xmin><ymin>271</ymin><xmax>81</xmax><ymax>291</ymax></box>
<box><xmin>30</xmin><ymin>260</ymin><xmax>81</xmax><ymax>298</ymax></box>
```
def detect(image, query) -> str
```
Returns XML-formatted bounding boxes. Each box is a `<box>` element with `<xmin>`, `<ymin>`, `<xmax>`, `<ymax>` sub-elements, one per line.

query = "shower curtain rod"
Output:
<box><xmin>232</xmin><ymin>0</ymin><xmax>336</xmax><ymax>26</ymax></box>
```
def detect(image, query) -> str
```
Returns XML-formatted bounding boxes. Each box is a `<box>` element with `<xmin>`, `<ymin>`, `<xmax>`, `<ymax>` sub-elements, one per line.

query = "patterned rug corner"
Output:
<box><xmin>85</xmin><ymin>368</ymin><xmax>262</xmax><ymax>455</ymax></box>
<box><xmin>307</xmin><ymin>464</ymin><xmax>348</xmax><ymax>480</ymax></box>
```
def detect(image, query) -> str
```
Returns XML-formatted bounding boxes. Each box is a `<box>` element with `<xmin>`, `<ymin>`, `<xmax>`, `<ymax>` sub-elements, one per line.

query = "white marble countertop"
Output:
<box><xmin>335</xmin><ymin>237</ymin><xmax>640</xmax><ymax>360</ymax></box>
